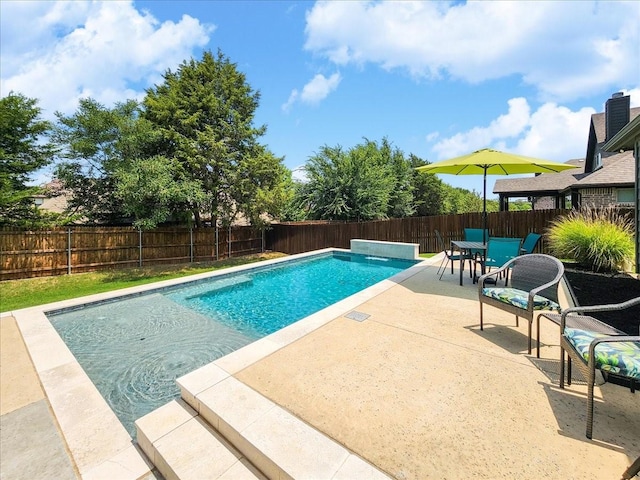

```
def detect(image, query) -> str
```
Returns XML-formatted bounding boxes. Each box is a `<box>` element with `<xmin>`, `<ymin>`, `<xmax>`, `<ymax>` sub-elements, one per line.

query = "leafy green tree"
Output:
<box><xmin>114</xmin><ymin>155</ymin><xmax>205</xmax><ymax>229</ymax></box>
<box><xmin>409</xmin><ymin>155</ymin><xmax>448</xmax><ymax>216</ymax></box>
<box><xmin>52</xmin><ymin>98</ymin><xmax>150</xmax><ymax>224</ymax></box>
<box><xmin>434</xmin><ymin>183</ymin><xmax>498</xmax><ymax>215</ymax></box>
<box><xmin>378</xmin><ymin>138</ymin><xmax>414</xmax><ymax>218</ymax></box>
<box><xmin>237</xmin><ymin>153</ymin><xmax>293</xmax><ymax>227</ymax></box>
<box><xmin>508</xmin><ymin>199</ymin><xmax>532</xmax><ymax>211</ymax></box>
<box><xmin>303</xmin><ymin>142</ymin><xmax>394</xmax><ymax>221</ymax></box>
<box><xmin>143</xmin><ymin>49</ymin><xmax>286</xmax><ymax>227</ymax></box>
<box><xmin>0</xmin><ymin>92</ymin><xmax>55</xmax><ymax>226</ymax></box>
<box><xmin>279</xmin><ymin>179</ymin><xmax>311</xmax><ymax>222</ymax></box>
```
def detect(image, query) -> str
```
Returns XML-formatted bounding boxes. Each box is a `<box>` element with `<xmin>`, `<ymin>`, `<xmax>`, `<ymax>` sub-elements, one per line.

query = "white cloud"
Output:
<box><xmin>282</xmin><ymin>90</ymin><xmax>299</xmax><ymax>113</ymax></box>
<box><xmin>0</xmin><ymin>0</ymin><xmax>212</xmax><ymax>117</ymax></box>
<box><xmin>300</xmin><ymin>73</ymin><xmax>341</xmax><ymax>103</ymax></box>
<box><xmin>431</xmin><ymin>98</ymin><xmax>532</xmax><ymax>159</ymax></box>
<box><xmin>291</xmin><ymin>165</ymin><xmax>308</xmax><ymax>183</ymax></box>
<box><xmin>432</xmin><ymin>88</ymin><xmax>640</xmax><ymax>163</ymax></box>
<box><xmin>625</xmin><ymin>88</ymin><xmax>640</xmax><ymax>107</ymax></box>
<box><xmin>425</xmin><ymin>131</ymin><xmax>439</xmax><ymax>143</ymax></box>
<box><xmin>513</xmin><ymin>103</ymin><xmax>595</xmax><ymax>161</ymax></box>
<box><xmin>431</xmin><ymin>97</ymin><xmax>596</xmax><ymax>163</ymax></box>
<box><xmin>282</xmin><ymin>72</ymin><xmax>341</xmax><ymax>111</ymax></box>
<box><xmin>304</xmin><ymin>1</ymin><xmax>640</xmax><ymax>102</ymax></box>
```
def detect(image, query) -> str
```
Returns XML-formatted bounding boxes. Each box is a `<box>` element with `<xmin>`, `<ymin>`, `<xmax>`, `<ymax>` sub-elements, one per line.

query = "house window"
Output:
<box><xmin>33</xmin><ymin>197</ymin><xmax>44</xmax><ymax>206</ymax></box>
<box><xmin>594</xmin><ymin>152</ymin><xmax>602</xmax><ymax>170</ymax></box>
<box><xmin>617</xmin><ymin>188</ymin><xmax>635</xmax><ymax>204</ymax></box>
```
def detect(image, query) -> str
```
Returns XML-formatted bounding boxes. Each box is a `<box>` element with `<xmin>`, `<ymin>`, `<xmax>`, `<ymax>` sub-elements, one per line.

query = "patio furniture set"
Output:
<box><xmin>436</xmin><ymin>228</ymin><xmax>541</xmax><ymax>286</ymax></box>
<box><xmin>435</xmin><ymin>230</ymin><xmax>639</xmax><ymax>446</ymax></box>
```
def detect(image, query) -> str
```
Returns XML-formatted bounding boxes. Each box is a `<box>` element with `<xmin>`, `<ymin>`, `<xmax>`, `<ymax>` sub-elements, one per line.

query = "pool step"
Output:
<box><xmin>173</xmin><ymin>363</ymin><xmax>392</xmax><ymax>480</ymax></box>
<box><xmin>136</xmin><ymin>362</ymin><xmax>391</xmax><ymax>480</ymax></box>
<box><xmin>135</xmin><ymin>399</ymin><xmax>267</xmax><ymax>480</ymax></box>
<box><xmin>184</xmin><ymin>274</ymin><xmax>253</xmax><ymax>299</ymax></box>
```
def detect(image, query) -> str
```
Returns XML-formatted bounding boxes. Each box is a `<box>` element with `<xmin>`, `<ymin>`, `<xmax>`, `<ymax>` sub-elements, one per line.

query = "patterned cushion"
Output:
<box><xmin>564</xmin><ymin>328</ymin><xmax>640</xmax><ymax>380</ymax></box>
<box><xmin>482</xmin><ymin>287</ymin><xmax>560</xmax><ymax>311</ymax></box>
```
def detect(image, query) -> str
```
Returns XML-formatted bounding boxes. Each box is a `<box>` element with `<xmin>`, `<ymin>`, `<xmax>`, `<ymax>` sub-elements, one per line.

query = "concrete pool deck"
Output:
<box><xmin>1</xmin><ymin>252</ymin><xmax>639</xmax><ymax>479</ymax></box>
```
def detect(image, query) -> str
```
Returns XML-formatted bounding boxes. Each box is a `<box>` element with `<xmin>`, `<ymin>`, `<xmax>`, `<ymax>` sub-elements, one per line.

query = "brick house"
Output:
<box><xmin>494</xmin><ymin>92</ymin><xmax>639</xmax><ymax>211</ymax></box>
<box><xmin>601</xmin><ymin>112</ymin><xmax>640</xmax><ymax>274</ymax></box>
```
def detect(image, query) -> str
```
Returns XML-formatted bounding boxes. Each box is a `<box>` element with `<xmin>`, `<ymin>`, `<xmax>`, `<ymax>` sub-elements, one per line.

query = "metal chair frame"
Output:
<box><xmin>435</xmin><ymin>230</ymin><xmax>462</xmax><ymax>280</ymax></box>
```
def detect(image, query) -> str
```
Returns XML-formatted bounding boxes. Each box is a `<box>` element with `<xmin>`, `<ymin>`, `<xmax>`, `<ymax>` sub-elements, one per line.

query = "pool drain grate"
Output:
<box><xmin>345</xmin><ymin>311</ymin><xmax>370</xmax><ymax>322</ymax></box>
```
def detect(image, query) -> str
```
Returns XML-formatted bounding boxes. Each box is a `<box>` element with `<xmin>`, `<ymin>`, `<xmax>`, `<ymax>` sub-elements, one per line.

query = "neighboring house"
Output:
<box><xmin>494</xmin><ymin>92</ymin><xmax>640</xmax><ymax>211</ymax></box>
<box><xmin>601</xmin><ymin>112</ymin><xmax>640</xmax><ymax>274</ymax></box>
<box><xmin>32</xmin><ymin>179</ymin><xmax>69</xmax><ymax>214</ymax></box>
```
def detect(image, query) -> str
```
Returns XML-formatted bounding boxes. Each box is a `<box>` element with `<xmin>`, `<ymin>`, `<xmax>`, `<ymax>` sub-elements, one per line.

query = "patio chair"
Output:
<box><xmin>476</xmin><ymin>237</ymin><xmax>522</xmax><ymax>285</ymax></box>
<box><xmin>520</xmin><ymin>232</ymin><xmax>542</xmax><ymax>255</ymax></box>
<box><xmin>478</xmin><ymin>254</ymin><xmax>564</xmax><ymax>354</ymax></box>
<box><xmin>464</xmin><ymin>228</ymin><xmax>489</xmax><ymax>278</ymax></box>
<box><xmin>539</xmin><ymin>297</ymin><xmax>640</xmax><ymax>439</ymax></box>
<box><xmin>435</xmin><ymin>229</ymin><xmax>462</xmax><ymax>280</ymax></box>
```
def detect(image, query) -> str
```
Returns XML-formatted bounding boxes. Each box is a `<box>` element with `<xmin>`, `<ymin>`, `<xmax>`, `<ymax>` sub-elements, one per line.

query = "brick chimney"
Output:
<box><xmin>605</xmin><ymin>92</ymin><xmax>630</xmax><ymax>141</ymax></box>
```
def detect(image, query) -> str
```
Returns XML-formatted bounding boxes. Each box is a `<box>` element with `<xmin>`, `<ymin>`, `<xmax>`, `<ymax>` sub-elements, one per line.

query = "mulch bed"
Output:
<box><xmin>563</xmin><ymin>267</ymin><xmax>640</xmax><ymax>335</ymax></box>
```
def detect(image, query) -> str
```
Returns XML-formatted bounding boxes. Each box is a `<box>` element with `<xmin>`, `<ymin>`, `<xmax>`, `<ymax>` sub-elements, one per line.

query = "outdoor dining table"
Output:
<box><xmin>450</xmin><ymin>240</ymin><xmax>487</xmax><ymax>286</ymax></box>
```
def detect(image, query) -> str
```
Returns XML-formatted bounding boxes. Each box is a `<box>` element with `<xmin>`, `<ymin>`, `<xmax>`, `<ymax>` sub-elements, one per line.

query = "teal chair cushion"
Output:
<box><xmin>564</xmin><ymin>328</ymin><xmax>640</xmax><ymax>379</ymax></box>
<box><xmin>482</xmin><ymin>287</ymin><xmax>560</xmax><ymax>311</ymax></box>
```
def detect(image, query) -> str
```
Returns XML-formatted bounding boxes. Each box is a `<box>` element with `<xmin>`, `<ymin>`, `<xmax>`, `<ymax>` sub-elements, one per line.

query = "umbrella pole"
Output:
<box><xmin>482</xmin><ymin>169</ymin><xmax>487</xmax><ymax>244</ymax></box>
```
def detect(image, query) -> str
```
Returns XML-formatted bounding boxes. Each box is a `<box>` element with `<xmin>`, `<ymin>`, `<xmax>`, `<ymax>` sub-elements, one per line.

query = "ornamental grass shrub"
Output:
<box><xmin>547</xmin><ymin>206</ymin><xmax>634</xmax><ymax>273</ymax></box>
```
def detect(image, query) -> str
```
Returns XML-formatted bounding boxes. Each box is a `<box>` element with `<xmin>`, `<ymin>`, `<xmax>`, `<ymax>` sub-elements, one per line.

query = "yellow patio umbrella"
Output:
<box><xmin>416</xmin><ymin>148</ymin><xmax>578</xmax><ymax>242</ymax></box>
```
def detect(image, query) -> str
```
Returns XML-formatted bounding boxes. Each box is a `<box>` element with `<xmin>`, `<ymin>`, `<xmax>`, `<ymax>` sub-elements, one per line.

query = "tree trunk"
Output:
<box><xmin>193</xmin><ymin>209</ymin><xmax>202</xmax><ymax>228</ymax></box>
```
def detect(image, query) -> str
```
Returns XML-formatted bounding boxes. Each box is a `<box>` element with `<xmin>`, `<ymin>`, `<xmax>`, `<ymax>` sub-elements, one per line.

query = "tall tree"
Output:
<box><xmin>143</xmin><ymin>49</ymin><xmax>286</xmax><ymax>227</ymax></box>
<box><xmin>379</xmin><ymin>138</ymin><xmax>414</xmax><ymax>218</ymax></box>
<box><xmin>52</xmin><ymin>98</ymin><xmax>149</xmax><ymax>224</ymax></box>
<box><xmin>303</xmin><ymin>142</ymin><xmax>394</xmax><ymax>221</ymax></box>
<box><xmin>114</xmin><ymin>155</ymin><xmax>205</xmax><ymax>229</ymax></box>
<box><xmin>279</xmin><ymin>179</ymin><xmax>310</xmax><ymax>222</ymax></box>
<box><xmin>0</xmin><ymin>92</ymin><xmax>55</xmax><ymax>226</ymax></box>
<box><xmin>409</xmin><ymin>154</ymin><xmax>448</xmax><ymax>217</ymax></box>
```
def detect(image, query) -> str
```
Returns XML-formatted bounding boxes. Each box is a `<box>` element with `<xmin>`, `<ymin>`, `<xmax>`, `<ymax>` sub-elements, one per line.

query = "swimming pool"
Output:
<box><xmin>48</xmin><ymin>251</ymin><xmax>418</xmax><ymax>437</ymax></box>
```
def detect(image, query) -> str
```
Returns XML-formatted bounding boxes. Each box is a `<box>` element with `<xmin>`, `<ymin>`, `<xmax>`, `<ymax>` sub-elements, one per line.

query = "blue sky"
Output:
<box><xmin>1</xmin><ymin>0</ymin><xmax>639</xmax><ymax>196</ymax></box>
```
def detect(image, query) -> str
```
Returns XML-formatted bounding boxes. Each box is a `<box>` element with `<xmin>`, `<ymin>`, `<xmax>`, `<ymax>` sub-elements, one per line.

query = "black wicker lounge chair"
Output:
<box><xmin>478</xmin><ymin>254</ymin><xmax>564</xmax><ymax>354</ymax></box>
<box><xmin>539</xmin><ymin>297</ymin><xmax>640</xmax><ymax>439</ymax></box>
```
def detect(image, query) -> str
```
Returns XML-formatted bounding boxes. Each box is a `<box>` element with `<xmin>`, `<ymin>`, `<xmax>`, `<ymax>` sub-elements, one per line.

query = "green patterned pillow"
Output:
<box><xmin>564</xmin><ymin>328</ymin><xmax>640</xmax><ymax>380</ymax></box>
<box><xmin>482</xmin><ymin>287</ymin><xmax>560</xmax><ymax>311</ymax></box>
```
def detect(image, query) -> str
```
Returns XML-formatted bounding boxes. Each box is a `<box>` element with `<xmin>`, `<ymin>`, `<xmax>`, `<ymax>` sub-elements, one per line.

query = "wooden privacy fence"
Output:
<box><xmin>0</xmin><ymin>226</ymin><xmax>264</xmax><ymax>281</ymax></box>
<box><xmin>266</xmin><ymin>209</ymin><xmax>571</xmax><ymax>255</ymax></box>
<box><xmin>3</xmin><ymin>208</ymin><xmax>632</xmax><ymax>281</ymax></box>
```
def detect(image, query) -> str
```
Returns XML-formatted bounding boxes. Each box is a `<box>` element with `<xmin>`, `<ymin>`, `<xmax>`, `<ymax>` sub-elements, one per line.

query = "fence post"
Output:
<box><xmin>261</xmin><ymin>227</ymin><xmax>265</xmax><ymax>253</ymax></box>
<box><xmin>228</xmin><ymin>226</ymin><xmax>231</xmax><ymax>258</ymax></box>
<box><xmin>67</xmin><ymin>228</ymin><xmax>72</xmax><ymax>275</ymax></box>
<box><xmin>215</xmin><ymin>226</ymin><xmax>219</xmax><ymax>261</ymax></box>
<box><xmin>138</xmin><ymin>228</ymin><xmax>142</xmax><ymax>267</ymax></box>
<box><xmin>190</xmin><ymin>227</ymin><xmax>193</xmax><ymax>263</ymax></box>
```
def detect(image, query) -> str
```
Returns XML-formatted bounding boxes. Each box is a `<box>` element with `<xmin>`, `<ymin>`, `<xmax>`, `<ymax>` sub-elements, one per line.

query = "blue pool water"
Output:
<box><xmin>48</xmin><ymin>251</ymin><xmax>417</xmax><ymax>437</ymax></box>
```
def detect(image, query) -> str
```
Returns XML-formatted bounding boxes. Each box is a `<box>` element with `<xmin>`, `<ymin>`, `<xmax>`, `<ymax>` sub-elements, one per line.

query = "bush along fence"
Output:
<box><xmin>265</xmin><ymin>209</ymin><xmax>572</xmax><ymax>255</ymax></box>
<box><xmin>0</xmin><ymin>226</ymin><xmax>264</xmax><ymax>281</ymax></box>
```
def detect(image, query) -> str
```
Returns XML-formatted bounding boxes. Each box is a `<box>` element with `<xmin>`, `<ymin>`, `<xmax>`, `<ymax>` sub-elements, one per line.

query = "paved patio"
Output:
<box><xmin>1</xmin><ymin>253</ymin><xmax>639</xmax><ymax>479</ymax></box>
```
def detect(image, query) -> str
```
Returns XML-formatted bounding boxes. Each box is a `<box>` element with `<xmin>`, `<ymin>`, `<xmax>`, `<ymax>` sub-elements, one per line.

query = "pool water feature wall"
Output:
<box><xmin>48</xmin><ymin>249</ymin><xmax>420</xmax><ymax>437</ymax></box>
<box><xmin>350</xmin><ymin>239</ymin><xmax>419</xmax><ymax>260</ymax></box>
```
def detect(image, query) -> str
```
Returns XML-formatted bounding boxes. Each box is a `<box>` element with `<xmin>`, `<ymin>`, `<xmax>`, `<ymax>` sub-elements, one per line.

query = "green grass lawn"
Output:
<box><xmin>0</xmin><ymin>252</ymin><xmax>287</xmax><ymax>312</ymax></box>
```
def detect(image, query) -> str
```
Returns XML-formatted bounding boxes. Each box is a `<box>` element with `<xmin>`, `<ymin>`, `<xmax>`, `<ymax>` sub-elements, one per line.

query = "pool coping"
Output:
<box><xmin>9</xmin><ymin>248</ymin><xmax>429</xmax><ymax>479</ymax></box>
